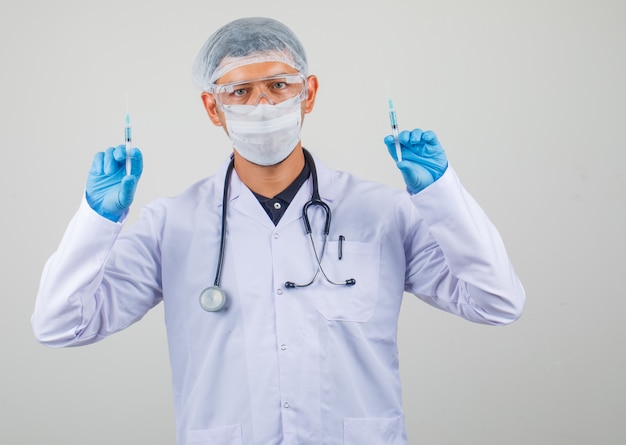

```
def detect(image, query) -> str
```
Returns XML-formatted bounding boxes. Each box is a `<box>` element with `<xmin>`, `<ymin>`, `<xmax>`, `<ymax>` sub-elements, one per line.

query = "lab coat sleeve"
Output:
<box><xmin>405</xmin><ymin>165</ymin><xmax>525</xmax><ymax>325</ymax></box>
<box><xmin>32</xmin><ymin>196</ymin><xmax>163</xmax><ymax>347</ymax></box>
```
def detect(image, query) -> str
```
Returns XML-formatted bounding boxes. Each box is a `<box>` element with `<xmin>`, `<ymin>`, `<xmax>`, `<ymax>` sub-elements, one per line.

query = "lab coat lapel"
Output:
<box><xmin>229</xmin><ymin>169</ymin><xmax>276</xmax><ymax>231</ymax></box>
<box><xmin>309</xmin><ymin>153</ymin><xmax>337</xmax><ymax>205</ymax></box>
<box><xmin>275</xmin><ymin>174</ymin><xmax>311</xmax><ymax>230</ymax></box>
<box><xmin>274</xmin><ymin>152</ymin><xmax>337</xmax><ymax>230</ymax></box>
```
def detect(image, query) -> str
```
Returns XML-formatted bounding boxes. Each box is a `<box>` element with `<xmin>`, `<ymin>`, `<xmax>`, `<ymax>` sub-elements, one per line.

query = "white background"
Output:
<box><xmin>1</xmin><ymin>0</ymin><xmax>625</xmax><ymax>443</ymax></box>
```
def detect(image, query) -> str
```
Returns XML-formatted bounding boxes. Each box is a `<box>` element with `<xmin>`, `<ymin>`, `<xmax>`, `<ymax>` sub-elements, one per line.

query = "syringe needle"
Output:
<box><xmin>125</xmin><ymin>112</ymin><xmax>132</xmax><ymax>175</ymax></box>
<box><xmin>388</xmin><ymin>99</ymin><xmax>402</xmax><ymax>163</ymax></box>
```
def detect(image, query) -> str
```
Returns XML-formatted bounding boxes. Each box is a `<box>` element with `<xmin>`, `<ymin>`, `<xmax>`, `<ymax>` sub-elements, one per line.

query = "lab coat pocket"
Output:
<box><xmin>187</xmin><ymin>424</ymin><xmax>243</xmax><ymax>445</ymax></box>
<box><xmin>343</xmin><ymin>416</ymin><xmax>406</xmax><ymax>445</ymax></box>
<box><xmin>316</xmin><ymin>240</ymin><xmax>380</xmax><ymax>322</ymax></box>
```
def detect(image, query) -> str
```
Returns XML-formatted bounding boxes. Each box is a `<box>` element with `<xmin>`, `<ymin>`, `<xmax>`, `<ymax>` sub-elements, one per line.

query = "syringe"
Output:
<box><xmin>124</xmin><ymin>112</ymin><xmax>132</xmax><ymax>175</ymax></box>
<box><xmin>388</xmin><ymin>99</ymin><xmax>402</xmax><ymax>163</ymax></box>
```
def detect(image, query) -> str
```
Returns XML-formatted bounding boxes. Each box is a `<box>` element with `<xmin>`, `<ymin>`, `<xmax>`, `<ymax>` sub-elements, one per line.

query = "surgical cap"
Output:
<box><xmin>192</xmin><ymin>17</ymin><xmax>308</xmax><ymax>91</ymax></box>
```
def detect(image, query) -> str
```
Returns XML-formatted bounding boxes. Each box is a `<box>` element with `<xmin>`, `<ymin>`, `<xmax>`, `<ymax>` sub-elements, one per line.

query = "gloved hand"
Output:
<box><xmin>86</xmin><ymin>145</ymin><xmax>143</xmax><ymax>222</ymax></box>
<box><xmin>384</xmin><ymin>128</ymin><xmax>448</xmax><ymax>194</ymax></box>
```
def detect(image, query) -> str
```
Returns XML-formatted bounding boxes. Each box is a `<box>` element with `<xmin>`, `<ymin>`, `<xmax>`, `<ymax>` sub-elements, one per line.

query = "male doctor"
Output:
<box><xmin>32</xmin><ymin>17</ymin><xmax>525</xmax><ymax>445</ymax></box>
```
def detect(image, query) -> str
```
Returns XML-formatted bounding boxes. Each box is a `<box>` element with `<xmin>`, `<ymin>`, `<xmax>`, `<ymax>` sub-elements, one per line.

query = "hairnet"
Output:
<box><xmin>192</xmin><ymin>17</ymin><xmax>308</xmax><ymax>91</ymax></box>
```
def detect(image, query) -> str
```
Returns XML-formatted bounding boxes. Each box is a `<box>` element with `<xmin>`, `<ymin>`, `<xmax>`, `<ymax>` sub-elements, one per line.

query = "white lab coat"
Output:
<box><xmin>32</xmin><ymin>154</ymin><xmax>525</xmax><ymax>445</ymax></box>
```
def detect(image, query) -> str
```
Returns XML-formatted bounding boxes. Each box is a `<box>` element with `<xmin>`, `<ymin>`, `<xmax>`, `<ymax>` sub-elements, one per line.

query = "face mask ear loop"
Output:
<box><xmin>303</xmin><ymin>76</ymin><xmax>310</xmax><ymax>101</ymax></box>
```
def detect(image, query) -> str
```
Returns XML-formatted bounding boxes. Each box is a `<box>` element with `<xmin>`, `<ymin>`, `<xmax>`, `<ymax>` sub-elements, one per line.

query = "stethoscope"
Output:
<box><xmin>199</xmin><ymin>149</ymin><xmax>356</xmax><ymax>312</ymax></box>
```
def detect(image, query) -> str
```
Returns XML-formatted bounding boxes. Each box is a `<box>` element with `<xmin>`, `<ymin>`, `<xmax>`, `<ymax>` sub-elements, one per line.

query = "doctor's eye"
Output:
<box><xmin>232</xmin><ymin>88</ymin><xmax>249</xmax><ymax>97</ymax></box>
<box><xmin>271</xmin><ymin>81</ymin><xmax>287</xmax><ymax>90</ymax></box>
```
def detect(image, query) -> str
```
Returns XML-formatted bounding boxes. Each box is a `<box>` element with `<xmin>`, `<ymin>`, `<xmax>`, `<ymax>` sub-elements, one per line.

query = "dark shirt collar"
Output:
<box><xmin>252</xmin><ymin>158</ymin><xmax>311</xmax><ymax>225</ymax></box>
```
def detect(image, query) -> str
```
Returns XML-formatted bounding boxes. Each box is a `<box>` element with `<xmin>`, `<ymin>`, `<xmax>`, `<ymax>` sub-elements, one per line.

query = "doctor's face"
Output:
<box><xmin>201</xmin><ymin>61</ymin><xmax>319</xmax><ymax>129</ymax></box>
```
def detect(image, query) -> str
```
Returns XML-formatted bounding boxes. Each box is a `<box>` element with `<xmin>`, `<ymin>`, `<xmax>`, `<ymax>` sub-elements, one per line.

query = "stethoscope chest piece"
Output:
<box><xmin>199</xmin><ymin>286</ymin><xmax>227</xmax><ymax>312</ymax></box>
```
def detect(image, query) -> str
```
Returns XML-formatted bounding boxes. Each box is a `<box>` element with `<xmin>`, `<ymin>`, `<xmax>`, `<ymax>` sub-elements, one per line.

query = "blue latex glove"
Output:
<box><xmin>86</xmin><ymin>145</ymin><xmax>143</xmax><ymax>222</ymax></box>
<box><xmin>384</xmin><ymin>128</ymin><xmax>448</xmax><ymax>194</ymax></box>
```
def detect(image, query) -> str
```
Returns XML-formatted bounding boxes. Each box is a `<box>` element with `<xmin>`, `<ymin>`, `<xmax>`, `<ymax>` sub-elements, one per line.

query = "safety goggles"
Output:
<box><xmin>211</xmin><ymin>73</ymin><xmax>307</xmax><ymax>106</ymax></box>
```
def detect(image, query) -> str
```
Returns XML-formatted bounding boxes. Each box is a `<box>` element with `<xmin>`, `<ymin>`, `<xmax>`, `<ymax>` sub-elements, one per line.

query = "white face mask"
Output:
<box><xmin>221</xmin><ymin>96</ymin><xmax>303</xmax><ymax>166</ymax></box>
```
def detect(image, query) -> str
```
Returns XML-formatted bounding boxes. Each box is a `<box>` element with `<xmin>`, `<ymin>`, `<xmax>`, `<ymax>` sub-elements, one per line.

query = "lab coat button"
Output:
<box><xmin>280</xmin><ymin>344</ymin><xmax>287</xmax><ymax>350</ymax></box>
<box><xmin>283</xmin><ymin>402</ymin><xmax>291</xmax><ymax>409</ymax></box>
<box><xmin>273</xmin><ymin>232</ymin><xmax>280</xmax><ymax>239</ymax></box>
<box><xmin>277</xmin><ymin>289</ymin><xmax>283</xmax><ymax>295</ymax></box>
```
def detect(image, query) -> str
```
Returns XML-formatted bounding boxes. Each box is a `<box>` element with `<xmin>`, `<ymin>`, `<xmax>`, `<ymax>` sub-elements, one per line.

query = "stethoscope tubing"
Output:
<box><xmin>201</xmin><ymin>149</ymin><xmax>355</xmax><ymax>311</ymax></box>
<box><xmin>213</xmin><ymin>156</ymin><xmax>235</xmax><ymax>288</ymax></box>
